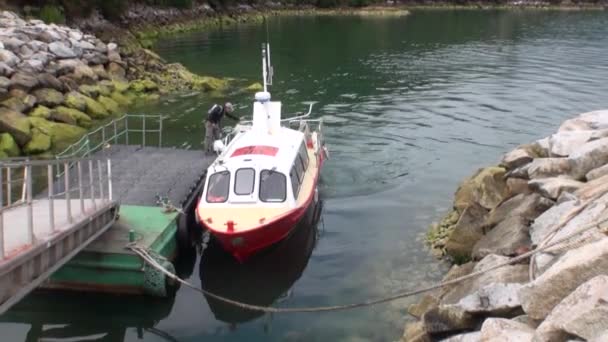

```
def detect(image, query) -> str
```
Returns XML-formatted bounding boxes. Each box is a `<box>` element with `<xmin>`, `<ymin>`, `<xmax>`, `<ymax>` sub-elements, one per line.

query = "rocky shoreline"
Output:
<box><xmin>406</xmin><ymin>110</ymin><xmax>608</xmax><ymax>341</ymax></box>
<box><xmin>0</xmin><ymin>10</ymin><xmax>231</xmax><ymax>158</ymax></box>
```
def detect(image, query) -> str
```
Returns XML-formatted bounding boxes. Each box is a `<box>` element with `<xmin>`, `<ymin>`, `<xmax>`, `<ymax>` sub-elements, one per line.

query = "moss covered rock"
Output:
<box><xmin>79</xmin><ymin>84</ymin><xmax>112</xmax><ymax>98</ymax></box>
<box><xmin>64</xmin><ymin>91</ymin><xmax>87</xmax><ymax>111</ymax></box>
<box><xmin>245</xmin><ymin>82</ymin><xmax>263</xmax><ymax>92</ymax></box>
<box><xmin>110</xmin><ymin>91</ymin><xmax>132</xmax><ymax>107</ymax></box>
<box><xmin>0</xmin><ymin>150</ymin><xmax>7</xmax><ymax>159</ymax></box>
<box><xmin>0</xmin><ymin>108</ymin><xmax>31</xmax><ymax>146</ymax></box>
<box><xmin>2</xmin><ymin>94</ymin><xmax>37</xmax><ymax>113</ymax></box>
<box><xmin>29</xmin><ymin>105</ymin><xmax>52</xmax><ymax>119</ymax></box>
<box><xmin>0</xmin><ymin>132</ymin><xmax>20</xmax><ymax>157</ymax></box>
<box><xmin>130</xmin><ymin>79</ymin><xmax>159</xmax><ymax>93</ymax></box>
<box><xmin>113</xmin><ymin>80</ymin><xmax>130</xmax><ymax>93</ymax></box>
<box><xmin>23</xmin><ymin>128</ymin><xmax>51</xmax><ymax>155</ymax></box>
<box><xmin>28</xmin><ymin>117</ymin><xmax>86</xmax><ymax>152</ymax></box>
<box><xmin>53</xmin><ymin>106</ymin><xmax>93</xmax><ymax>128</ymax></box>
<box><xmin>32</xmin><ymin>88</ymin><xmax>65</xmax><ymax>107</ymax></box>
<box><xmin>83</xmin><ymin>96</ymin><xmax>110</xmax><ymax>119</ymax></box>
<box><xmin>97</xmin><ymin>96</ymin><xmax>120</xmax><ymax>114</ymax></box>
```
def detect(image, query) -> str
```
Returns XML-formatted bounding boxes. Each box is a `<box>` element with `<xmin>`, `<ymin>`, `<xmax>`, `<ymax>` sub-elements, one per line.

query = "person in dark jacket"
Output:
<box><xmin>204</xmin><ymin>102</ymin><xmax>238</xmax><ymax>154</ymax></box>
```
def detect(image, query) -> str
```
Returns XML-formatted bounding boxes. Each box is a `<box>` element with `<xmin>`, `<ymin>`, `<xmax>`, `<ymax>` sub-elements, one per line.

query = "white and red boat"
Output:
<box><xmin>195</xmin><ymin>43</ymin><xmax>328</xmax><ymax>262</ymax></box>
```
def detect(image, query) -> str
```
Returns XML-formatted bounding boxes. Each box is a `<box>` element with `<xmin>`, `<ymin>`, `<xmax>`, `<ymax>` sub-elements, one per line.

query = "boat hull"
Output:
<box><xmin>201</xmin><ymin>190</ymin><xmax>319</xmax><ymax>262</ymax></box>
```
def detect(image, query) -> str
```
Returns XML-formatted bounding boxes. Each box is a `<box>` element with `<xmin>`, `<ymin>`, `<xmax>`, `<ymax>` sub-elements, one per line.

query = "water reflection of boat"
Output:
<box><xmin>200</xmin><ymin>200</ymin><xmax>323</xmax><ymax>324</ymax></box>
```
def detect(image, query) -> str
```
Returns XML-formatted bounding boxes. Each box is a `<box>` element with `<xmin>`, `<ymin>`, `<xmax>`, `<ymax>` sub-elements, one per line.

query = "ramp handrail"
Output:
<box><xmin>56</xmin><ymin>114</ymin><xmax>164</xmax><ymax>160</ymax></box>
<box><xmin>0</xmin><ymin>157</ymin><xmax>113</xmax><ymax>261</ymax></box>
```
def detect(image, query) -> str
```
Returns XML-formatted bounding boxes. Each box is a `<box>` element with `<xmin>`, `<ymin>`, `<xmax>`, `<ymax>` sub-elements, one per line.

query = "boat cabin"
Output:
<box><xmin>204</xmin><ymin>128</ymin><xmax>314</xmax><ymax>208</ymax></box>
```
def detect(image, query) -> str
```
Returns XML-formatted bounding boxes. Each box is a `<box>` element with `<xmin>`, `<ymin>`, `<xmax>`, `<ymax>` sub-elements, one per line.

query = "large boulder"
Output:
<box><xmin>37</xmin><ymin>73</ymin><xmax>64</xmax><ymax>92</ymax></box>
<box><xmin>529</xmin><ymin>198</ymin><xmax>578</xmax><ymax>246</ymax></box>
<box><xmin>449</xmin><ymin>282</ymin><xmax>523</xmax><ymax>316</ymax></box>
<box><xmin>527</xmin><ymin>158</ymin><xmax>572</xmax><ymax>179</ymax></box>
<box><xmin>479</xmin><ymin>318</ymin><xmax>533</xmax><ymax>342</ymax></box>
<box><xmin>408</xmin><ymin>294</ymin><xmax>440</xmax><ymax>319</ymax></box>
<box><xmin>52</xmin><ymin>106</ymin><xmax>92</xmax><ymax>128</ymax></box>
<box><xmin>107</xmin><ymin>62</ymin><xmax>126</xmax><ymax>80</ymax></box>
<box><xmin>439</xmin><ymin>332</ymin><xmax>481</xmax><ymax>342</ymax></box>
<box><xmin>501</xmin><ymin>147</ymin><xmax>535</xmax><ymax>170</ymax></box>
<box><xmin>32</xmin><ymin>88</ymin><xmax>64</xmax><ymax>107</ymax></box>
<box><xmin>83</xmin><ymin>96</ymin><xmax>109</xmax><ymax>119</ymax></box>
<box><xmin>18</xmin><ymin>59</ymin><xmax>43</xmax><ymax>73</ymax></box>
<box><xmin>28</xmin><ymin>105</ymin><xmax>51</xmax><ymax>119</ymax></box>
<box><xmin>72</xmin><ymin>63</ymin><xmax>98</xmax><ymax>83</ymax></box>
<box><xmin>528</xmin><ymin>177</ymin><xmax>584</xmax><ymax>200</ymax></box>
<box><xmin>48</xmin><ymin>41</ymin><xmax>77</xmax><ymax>59</ymax></box>
<box><xmin>472</xmin><ymin>216</ymin><xmax>531</xmax><ymax>259</ymax></box>
<box><xmin>519</xmin><ymin>238</ymin><xmax>608</xmax><ymax>320</ymax></box>
<box><xmin>28</xmin><ymin>117</ymin><xmax>85</xmax><ymax>152</ymax></box>
<box><xmin>9</xmin><ymin>71</ymin><xmax>38</xmax><ymax>91</ymax></box>
<box><xmin>23</xmin><ymin>128</ymin><xmax>50</xmax><ymax>154</ymax></box>
<box><xmin>0</xmin><ymin>48</ymin><xmax>19</xmax><ymax>67</ymax></box>
<box><xmin>36</xmin><ymin>30</ymin><xmax>62</xmax><ymax>44</ymax></box>
<box><xmin>0</xmin><ymin>132</ymin><xmax>20</xmax><ymax>156</ymax></box>
<box><xmin>0</xmin><ymin>108</ymin><xmax>31</xmax><ymax>145</ymax></box>
<box><xmin>402</xmin><ymin>321</ymin><xmax>430</xmax><ymax>342</ymax></box>
<box><xmin>454</xmin><ymin>167</ymin><xmax>508</xmax><ymax>212</ymax></box>
<box><xmin>110</xmin><ymin>91</ymin><xmax>133</xmax><ymax>107</ymax></box>
<box><xmin>535</xmin><ymin>275</ymin><xmax>608</xmax><ymax>342</ymax></box>
<box><xmin>0</xmin><ymin>61</ymin><xmax>15</xmax><ymax>77</ymax></box>
<box><xmin>421</xmin><ymin>305</ymin><xmax>476</xmax><ymax>335</ymax></box>
<box><xmin>82</xmin><ymin>51</ymin><xmax>109</xmax><ymax>66</ymax></box>
<box><xmin>97</xmin><ymin>96</ymin><xmax>120</xmax><ymax>114</ymax></box>
<box><xmin>586</xmin><ymin>163</ymin><xmax>608</xmax><ymax>182</ymax></box>
<box><xmin>64</xmin><ymin>91</ymin><xmax>87</xmax><ymax>111</ymax></box>
<box><xmin>441</xmin><ymin>255</ymin><xmax>528</xmax><ymax>305</ymax></box>
<box><xmin>568</xmin><ymin>137</ymin><xmax>608</xmax><ymax>180</ymax></box>
<box><xmin>484</xmin><ymin>193</ymin><xmax>553</xmax><ymax>228</ymax></box>
<box><xmin>549</xmin><ymin>131</ymin><xmax>595</xmax><ymax>157</ymax></box>
<box><xmin>2</xmin><ymin>93</ymin><xmax>36</xmax><ymax>113</ymax></box>
<box><xmin>444</xmin><ymin>203</ymin><xmax>488</xmax><ymax>258</ymax></box>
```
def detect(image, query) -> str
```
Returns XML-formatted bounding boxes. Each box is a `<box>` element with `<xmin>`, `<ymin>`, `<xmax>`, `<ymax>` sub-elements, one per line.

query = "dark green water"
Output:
<box><xmin>3</xmin><ymin>9</ymin><xmax>608</xmax><ymax>342</ymax></box>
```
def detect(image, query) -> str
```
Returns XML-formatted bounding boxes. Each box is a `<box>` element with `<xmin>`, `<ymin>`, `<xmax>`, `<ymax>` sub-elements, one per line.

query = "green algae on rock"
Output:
<box><xmin>28</xmin><ymin>117</ymin><xmax>87</xmax><ymax>153</ymax></box>
<box><xmin>23</xmin><ymin>128</ymin><xmax>52</xmax><ymax>155</ymax></box>
<box><xmin>53</xmin><ymin>106</ymin><xmax>93</xmax><ymax>128</ymax></box>
<box><xmin>0</xmin><ymin>133</ymin><xmax>21</xmax><ymax>157</ymax></box>
<box><xmin>83</xmin><ymin>96</ymin><xmax>110</xmax><ymax>119</ymax></box>
<box><xmin>29</xmin><ymin>105</ymin><xmax>52</xmax><ymax>119</ymax></box>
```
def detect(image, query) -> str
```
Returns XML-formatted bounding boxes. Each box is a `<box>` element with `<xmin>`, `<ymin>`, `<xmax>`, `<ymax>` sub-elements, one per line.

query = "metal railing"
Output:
<box><xmin>0</xmin><ymin>157</ymin><xmax>112</xmax><ymax>261</ymax></box>
<box><xmin>56</xmin><ymin>114</ymin><xmax>164</xmax><ymax>160</ymax></box>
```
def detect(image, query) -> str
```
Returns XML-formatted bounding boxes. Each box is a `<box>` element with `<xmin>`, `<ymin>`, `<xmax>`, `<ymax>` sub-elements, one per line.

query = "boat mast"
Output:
<box><xmin>262</xmin><ymin>43</ymin><xmax>273</xmax><ymax>93</ymax></box>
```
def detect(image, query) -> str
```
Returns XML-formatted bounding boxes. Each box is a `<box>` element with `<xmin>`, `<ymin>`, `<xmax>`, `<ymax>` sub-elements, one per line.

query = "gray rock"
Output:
<box><xmin>18</xmin><ymin>44</ymin><xmax>34</xmax><ymax>59</ymax></box>
<box><xmin>78</xmin><ymin>40</ymin><xmax>96</xmax><ymax>51</ymax></box>
<box><xmin>0</xmin><ymin>48</ymin><xmax>20</xmax><ymax>67</ymax></box>
<box><xmin>472</xmin><ymin>215</ymin><xmax>531</xmax><ymax>259</ymax></box>
<box><xmin>107</xmin><ymin>62</ymin><xmax>126</xmax><ymax>80</ymax></box>
<box><xmin>29</xmin><ymin>51</ymin><xmax>51</xmax><ymax>66</ymax></box>
<box><xmin>535</xmin><ymin>275</ymin><xmax>608</xmax><ymax>341</ymax></box>
<box><xmin>25</xmin><ymin>40</ymin><xmax>48</xmax><ymax>53</ymax></box>
<box><xmin>18</xmin><ymin>59</ymin><xmax>44</xmax><ymax>73</ymax></box>
<box><xmin>9</xmin><ymin>71</ymin><xmax>38</xmax><ymax>91</ymax></box>
<box><xmin>0</xmin><ymin>107</ymin><xmax>31</xmax><ymax>146</ymax></box>
<box><xmin>441</xmin><ymin>254</ymin><xmax>528</xmax><ymax>305</ymax></box>
<box><xmin>95</xmin><ymin>42</ymin><xmax>108</xmax><ymax>54</ymax></box>
<box><xmin>527</xmin><ymin>158</ymin><xmax>572</xmax><ymax>179</ymax></box>
<box><xmin>107</xmin><ymin>42</ymin><xmax>118</xmax><ymax>51</ymax></box>
<box><xmin>422</xmin><ymin>305</ymin><xmax>476</xmax><ymax>334</ymax></box>
<box><xmin>528</xmin><ymin>177</ymin><xmax>584</xmax><ymax>200</ymax></box>
<box><xmin>576</xmin><ymin>110</ymin><xmax>608</xmax><ymax>130</ymax></box>
<box><xmin>549</xmin><ymin>130</ymin><xmax>594</xmax><ymax>157</ymax></box>
<box><xmin>73</xmin><ymin>64</ymin><xmax>98</xmax><ymax>82</ymax></box>
<box><xmin>530</xmin><ymin>199</ymin><xmax>578</xmax><ymax>246</ymax></box>
<box><xmin>450</xmin><ymin>282</ymin><xmax>523</xmax><ymax>315</ymax></box>
<box><xmin>55</xmin><ymin>59</ymin><xmax>81</xmax><ymax>76</ymax></box>
<box><xmin>575</xmin><ymin>174</ymin><xmax>608</xmax><ymax>201</ymax></box>
<box><xmin>439</xmin><ymin>332</ymin><xmax>481</xmax><ymax>342</ymax></box>
<box><xmin>1</xmin><ymin>11</ymin><xmax>19</xmax><ymax>20</ymax></box>
<box><xmin>32</xmin><ymin>88</ymin><xmax>64</xmax><ymax>107</ymax></box>
<box><xmin>37</xmin><ymin>30</ymin><xmax>62</xmax><ymax>44</ymax></box>
<box><xmin>91</xmin><ymin>65</ymin><xmax>109</xmax><ymax>80</ymax></box>
<box><xmin>485</xmin><ymin>193</ymin><xmax>554</xmax><ymax>228</ymax></box>
<box><xmin>48</xmin><ymin>41</ymin><xmax>76</xmax><ymax>59</ymax></box>
<box><xmin>519</xmin><ymin>238</ymin><xmax>608</xmax><ymax>320</ymax></box>
<box><xmin>0</xmin><ymin>61</ymin><xmax>14</xmax><ymax>77</ymax></box>
<box><xmin>586</xmin><ymin>163</ymin><xmax>608</xmax><ymax>181</ymax></box>
<box><xmin>108</xmin><ymin>50</ymin><xmax>121</xmax><ymax>63</ymax></box>
<box><xmin>568</xmin><ymin>137</ymin><xmax>608</xmax><ymax>179</ymax></box>
<box><xmin>2</xmin><ymin>93</ymin><xmax>36</xmax><ymax>113</ymax></box>
<box><xmin>3</xmin><ymin>37</ymin><xmax>25</xmax><ymax>51</ymax></box>
<box><xmin>511</xmin><ymin>315</ymin><xmax>542</xmax><ymax>329</ymax></box>
<box><xmin>37</xmin><ymin>73</ymin><xmax>64</xmax><ymax>92</ymax></box>
<box><xmin>69</xmin><ymin>30</ymin><xmax>83</xmax><ymax>41</ymax></box>
<box><xmin>501</xmin><ymin>148</ymin><xmax>534</xmax><ymax>170</ymax></box>
<box><xmin>479</xmin><ymin>318</ymin><xmax>533</xmax><ymax>341</ymax></box>
<box><xmin>82</xmin><ymin>51</ymin><xmax>108</xmax><ymax>65</ymax></box>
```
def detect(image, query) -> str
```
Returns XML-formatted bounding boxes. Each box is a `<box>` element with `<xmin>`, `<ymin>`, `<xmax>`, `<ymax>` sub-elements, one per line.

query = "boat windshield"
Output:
<box><xmin>206</xmin><ymin>171</ymin><xmax>230</xmax><ymax>203</ymax></box>
<box><xmin>259</xmin><ymin>169</ymin><xmax>286</xmax><ymax>202</ymax></box>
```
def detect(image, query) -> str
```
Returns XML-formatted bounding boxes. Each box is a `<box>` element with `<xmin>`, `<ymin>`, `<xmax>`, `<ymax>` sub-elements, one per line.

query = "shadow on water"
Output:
<box><xmin>199</xmin><ymin>200</ymin><xmax>324</xmax><ymax>326</ymax></box>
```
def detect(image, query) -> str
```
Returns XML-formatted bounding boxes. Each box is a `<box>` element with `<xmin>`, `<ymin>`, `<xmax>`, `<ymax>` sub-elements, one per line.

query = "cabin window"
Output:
<box><xmin>234</xmin><ymin>168</ymin><xmax>255</xmax><ymax>196</ymax></box>
<box><xmin>206</xmin><ymin>171</ymin><xmax>230</xmax><ymax>203</ymax></box>
<box><xmin>294</xmin><ymin>155</ymin><xmax>305</xmax><ymax>183</ymax></box>
<box><xmin>259</xmin><ymin>170</ymin><xmax>286</xmax><ymax>202</ymax></box>
<box><xmin>290</xmin><ymin>167</ymin><xmax>300</xmax><ymax>199</ymax></box>
<box><xmin>298</xmin><ymin>143</ymin><xmax>309</xmax><ymax>170</ymax></box>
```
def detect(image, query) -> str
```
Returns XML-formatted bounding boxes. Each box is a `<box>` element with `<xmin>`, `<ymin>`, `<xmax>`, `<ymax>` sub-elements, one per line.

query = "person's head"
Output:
<box><xmin>224</xmin><ymin>102</ymin><xmax>234</xmax><ymax>113</ymax></box>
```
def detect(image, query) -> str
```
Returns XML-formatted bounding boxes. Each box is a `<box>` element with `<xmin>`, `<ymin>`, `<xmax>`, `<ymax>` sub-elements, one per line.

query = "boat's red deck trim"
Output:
<box><xmin>230</xmin><ymin>145</ymin><xmax>279</xmax><ymax>157</ymax></box>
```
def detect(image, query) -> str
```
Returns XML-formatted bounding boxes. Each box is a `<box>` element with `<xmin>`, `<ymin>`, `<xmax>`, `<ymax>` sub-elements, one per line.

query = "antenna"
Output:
<box><xmin>261</xmin><ymin>17</ymin><xmax>273</xmax><ymax>92</ymax></box>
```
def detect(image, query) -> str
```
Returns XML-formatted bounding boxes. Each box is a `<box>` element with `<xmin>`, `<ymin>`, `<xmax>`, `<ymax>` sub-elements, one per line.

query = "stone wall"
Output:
<box><xmin>0</xmin><ymin>10</ymin><xmax>230</xmax><ymax>157</ymax></box>
<box><xmin>406</xmin><ymin>109</ymin><xmax>608</xmax><ymax>341</ymax></box>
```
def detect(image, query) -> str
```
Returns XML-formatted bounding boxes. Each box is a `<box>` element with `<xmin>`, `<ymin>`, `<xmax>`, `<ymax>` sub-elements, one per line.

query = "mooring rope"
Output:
<box><xmin>126</xmin><ymin>215</ymin><xmax>608</xmax><ymax>314</ymax></box>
